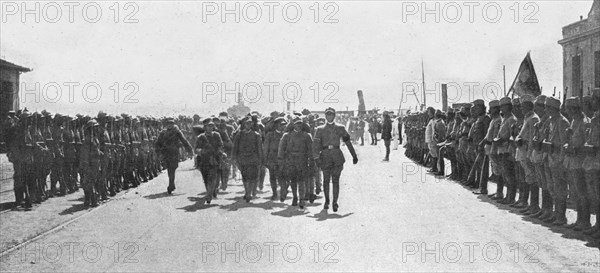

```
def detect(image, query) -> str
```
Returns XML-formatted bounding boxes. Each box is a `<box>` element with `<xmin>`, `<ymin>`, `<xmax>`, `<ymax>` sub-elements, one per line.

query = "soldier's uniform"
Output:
<box><xmin>582</xmin><ymin>89</ymin><xmax>600</xmax><ymax>237</ymax></box>
<box><xmin>278</xmin><ymin>119</ymin><xmax>313</xmax><ymax>208</ymax></box>
<box><xmin>195</xmin><ymin>118</ymin><xmax>224</xmax><ymax>204</ymax></box>
<box><xmin>494</xmin><ymin>97</ymin><xmax>517</xmax><ymax>205</ymax></box>
<box><xmin>530</xmin><ymin>96</ymin><xmax>553</xmax><ymax>219</ymax></box>
<box><xmin>263</xmin><ymin>117</ymin><xmax>286</xmax><ymax>201</ymax></box>
<box><xmin>563</xmin><ymin>97</ymin><xmax>591</xmax><ymax>230</ymax></box>
<box><xmin>155</xmin><ymin>118</ymin><xmax>193</xmax><ymax>194</ymax></box>
<box><xmin>232</xmin><ymin>117</ymin><xmax>263</xmax><ymax>202</ymax></box>
<box><xmin>457</xmin><ymin>105</ymin><xmax>473</xmax><ymax>182</ymax></box>
<box><xmin>542</xmin><ymin>97</ymin><xmax>570</xmax><ymax>225</ymax></box>
<box><xmin>477</xmin><ymin>100</ymin><xmax>500</xmax><ymax>196</ymax></box>
<box><xmin>312</xmin><ymin>107</ymin><xmax>358</xmax><ymax>212</ymax></box>
<box><xmin>510</xmin><ymin>99</ymin><xmax>526</xmax><ymax>207</ymax></box>
<box><xmin>49</xmin><ymin>114</ymin><xmax>66</xmax><ymax>196</ymax></box>
<box><xmin>79</xmin><ymin>119</ymin><xmax>101</xmax><ymax>207</ymax></box>
<box><xmin>466</xmin><ymin>100</ymin><xmax>490</xmax><ymax>189</ymax></box>
<box><xmin>217</xmin><ymin>113</ymin><xmax>234</xmax><ymax>191</ymax></box>
<box><xmin>515</xmin><ymin>95</ymin><xmax>540</xmax><ymax>213</ymax></box>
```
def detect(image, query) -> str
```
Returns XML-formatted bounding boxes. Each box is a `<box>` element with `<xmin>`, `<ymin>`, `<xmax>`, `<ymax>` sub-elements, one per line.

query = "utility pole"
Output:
<box><xmin>503</xmin><ymin>65</ymin><xmax>506</xmax><ymax>96</ymax></box>
<box><xmin>421</xmin><ymin>57</ymin><xmax>426</xmax><ymax>111</ymax></box>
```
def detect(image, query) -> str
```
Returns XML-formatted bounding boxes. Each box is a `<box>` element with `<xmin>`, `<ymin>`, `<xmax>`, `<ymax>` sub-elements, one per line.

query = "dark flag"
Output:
<box><xmin>509</xmin><ymin>52</ymin><xmax>541</xmax><ymax>98</ymax></box>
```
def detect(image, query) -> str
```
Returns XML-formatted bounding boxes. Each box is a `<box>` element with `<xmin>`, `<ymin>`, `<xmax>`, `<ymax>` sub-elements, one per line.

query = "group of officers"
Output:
<box><xmin>2</xmin><ymin>110</ymin><xmax>198</xmax><ymax>209</ymax></box>
<box><xmin>171</xmin><ymin>108</ymin><xmax>359</xmax><ymax>211</ymax></box>
<box><xmin>404</xmin><ymin>89</ymin><xmax>600</xmax><ymax>243</ymax></box>
<box><xmin>2</xmin><ymin>107</ymin><xmax>359</xmax><ymax>212</ymax></box>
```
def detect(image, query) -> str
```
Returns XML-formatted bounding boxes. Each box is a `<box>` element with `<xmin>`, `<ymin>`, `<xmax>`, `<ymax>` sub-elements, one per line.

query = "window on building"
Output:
<box><xmin>1</xmin><ymin>81</ymin><xmax>14</xmax><ymax>115</ymax></box>
<box><xmin>572</xmin><ymin>55</ymin><xmax>582</xmax><ymax>97</ymax></box>
<box><xmin>594</xmin><ymin>51</ymin><xmax>600</xmax><ymax>88</ymax></box>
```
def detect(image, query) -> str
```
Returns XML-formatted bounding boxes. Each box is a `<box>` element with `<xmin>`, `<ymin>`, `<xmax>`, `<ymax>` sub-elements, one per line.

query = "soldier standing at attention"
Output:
<box><xmin>466</xmin><ymin>100</ymin><xmax>490</xmax><ymax>188</ymax></box>
<box><xmin>381</xmin><ymin>111</ymin><xmax>393</xmax><ymax>161</ymax></box>
<box><xmin>155</xmin><ymin>118</ymin><xmax>193</xmax><ymax>194</ymax></box>
<box><xmin>232</xmin><ymin>117</ymin><xmax>263</xmax><ymax>202</ymax></box>
<box><xmin>263</xmin><ymin>117</ymin><xmax>287</xmax><ymax>201</ymax></box>
<box><xmin>541</xmin><ymin>97</ymin><xmax>570</xmax><ymax>225</ymax></box>
<box><xmin>475</xmin><ymin>100</ymin><xmax>500</xmax><ymax>196</ymax></box>
<box><xmin>80</xmin><ymin>119</ymin><xmax>101</xmax><ymax>207</ymax></box>
<box><xmin>563</xmin><ymin>97</ymin><xmax>591</xmax><ymax>230</ymax></box>
<box><xmin>582</xmin><ymin>89</ymin><xmax>600</xmax><ymax>239</ymax></box>
<box><xmin>278</xmin><ymin>118</ymin><xmax>313</xmax><ymax>208</ymax></box>
<box><xmin>494</xmin><ymin>97</ymin><xmax>517</xmax><ymax>205</ymax></box>
<box><xmin>312</xmin><ymin>107</ymin><xmax>358</xmax><ymax>212</ymax></box>
<box><xmin>530</xmin><ymin>96</ymin><xmax>551</xmax><ymax>219</ymax></box>
<box><xmin>195</xmin><ymin>118</ymin><xmax>224</xmax><ymax>204</ymax></box>
<box><xmin>515</xmin><ymin>95</ymin><xmax>540</xmax><ymax>212</ymax></box>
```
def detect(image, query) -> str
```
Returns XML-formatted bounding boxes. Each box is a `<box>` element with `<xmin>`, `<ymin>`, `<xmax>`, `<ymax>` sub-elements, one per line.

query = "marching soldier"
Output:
<box><xmin>214</xmin><ymin>116</ymin><xmax>233</xmax><ymax>191</ymax></box>
<box><xmin>232</xmin><ymin>117</ymin><xmax>263</xmax><ymax>202</ymax></box>
<box><xmin>263</xmin><ymin>117</ymin><xmax>287</xmax><ymax>201</ymax></box>
<box><xmin>312</xmin><ymin>107</ymin><xmax>358</xmax><ymax>212</ymax></box>
<box><xmin>195</xmin><ymin>118</ymin><xmax>224</xmax><ymax>204</ymax></box>
<box><xmin>278</xmin><ymin>118</ymin><xmax>314</xmax><ymax>208</ymax></box>
<box><xmin>155</xmin><ymin>118</ymin><xmax>193</xmax><ymax>194</ymax></box>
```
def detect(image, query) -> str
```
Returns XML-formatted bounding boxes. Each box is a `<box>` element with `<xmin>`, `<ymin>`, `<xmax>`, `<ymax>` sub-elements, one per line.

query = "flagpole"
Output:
<box><xmin>421</xmin><ymin>57</ymin><xmax>426</xmax><ymax>111</ymax></box>
<box><xmin>503</xmin><ymin>65</ymin><xmax>506</xmax><ymax>96</ymax></box>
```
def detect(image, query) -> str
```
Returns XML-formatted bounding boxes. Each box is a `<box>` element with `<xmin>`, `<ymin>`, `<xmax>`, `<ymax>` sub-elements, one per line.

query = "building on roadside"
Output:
<box><xmin>0</xmin><ymin>59</ymin><xmax>31</xmax><ymax>115</ymax></box>
<box><xmin>558</xmin><ymin>0</ymin><xmax>600</xmax><ymax>98</ymax></box>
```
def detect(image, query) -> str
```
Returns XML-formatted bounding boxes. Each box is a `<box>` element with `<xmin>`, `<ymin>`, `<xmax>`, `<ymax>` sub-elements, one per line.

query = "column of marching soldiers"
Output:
<box><xmin>404</xmin><ymin>89</ymin><xmax>600</xmax><ymax>243</ymax></box>
<box><xmin>2</xmin><ymin>107</ymin><xmax>358</xmax><ymax>212</ymax></box>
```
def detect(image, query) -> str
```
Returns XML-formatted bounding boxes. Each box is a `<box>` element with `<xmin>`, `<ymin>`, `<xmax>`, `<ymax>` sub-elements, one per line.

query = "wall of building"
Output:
<box><xmin>0</xmin><ymin>69</ymin><xmax>20</xmax><ymax>114</ymax></box>
<box><xmin>562</xmin><ymin>33</ymin><xmax>600</xmax><ymax>97</ymax></box>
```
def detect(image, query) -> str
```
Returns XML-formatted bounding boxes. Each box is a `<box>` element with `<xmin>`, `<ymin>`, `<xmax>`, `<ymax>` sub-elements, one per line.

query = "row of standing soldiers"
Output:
<box><xmin>3</xmin><ymin>110</ymin><xmax>197</xmax><ymax>209</ymax></box>
<box><xmin>403</xmin><ymin>90</ymin><xmax>600</xmax><ymax>244</ymax></box>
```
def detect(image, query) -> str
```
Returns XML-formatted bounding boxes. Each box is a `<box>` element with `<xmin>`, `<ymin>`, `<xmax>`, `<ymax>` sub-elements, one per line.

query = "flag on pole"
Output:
<box><xmin>508</xmin><ymin>52</ymin><xmax>541</xmax><ymax>98</ymax></box>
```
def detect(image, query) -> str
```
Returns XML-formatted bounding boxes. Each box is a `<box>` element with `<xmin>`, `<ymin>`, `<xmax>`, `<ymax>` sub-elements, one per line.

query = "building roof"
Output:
<box><xmin>0</xmin><ymin>59</ymin><xmax>31</xmax><ymax>72</ymax></box>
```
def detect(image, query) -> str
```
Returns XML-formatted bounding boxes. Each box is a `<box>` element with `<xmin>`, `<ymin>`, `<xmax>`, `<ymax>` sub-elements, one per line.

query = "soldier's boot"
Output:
<box><xmin>566</xmin><ymin>203</ymin><xmax>583</xmax><ymax>229</ymax></box>
<box><xmin>332</xmin><ymin>181</ymin><xmax>340</xmax><ymax>212</ymax></box>
<box><xmin>502</xmin><ymin>184</ymin><xmax>517</xmax><ymax>205</ymax></box>
<box><xmin>291</xmin><ymin>183</ymin><xmax>298</xmax><ymax>206</ymax></box>
<box><xmin>551</xmin><ymin>201</ymin><xmax>568</xmax><ymax>226</ymax></box>
<box><xmin>83</xmin><ymin>190</ymin><xmax>90</xmax><ymax>207</ymax></box>
<box><xmin>574</xmin><ymin>204</ymin><xmax>592</xmax><ymax>231</ymax></box>
<box><xmin>491</xmin><ymin>177</ymin><xmax>505</xmax><ymax>200</ymax></box>
<box><xmin>271</xmin><ymin>186</ymin><xmax>278</xmax><ymax>201</ymax></box>
<box><xmin>13</xmin><ymin>187</ymin><xmax>23</xmax><ymax>208</ymax></box>
<box><xmin>542</xmin><ymin>206</ymin><xmax>557</xmax><ymax>223</ymax></box>
<box><xmin>323</xmin><ymin>180</ymin><xmax>330</xmax><ymax>210</ymax></box>
<box><xmin>90</xmin><ymin>191</ymin><xmax>99</xmax><ymax>207</ymax></box>
<box><xmin>538</xmin><ymin>193</ymin><xmax>554</xmax><ymax>220</ymax></box>
<box><xmin>523</xmin><ymin>185</ymin><xmax>540</xmax><ymax>215</ymax></box>
<box><xmin>513</xmin><ymin>184</ymin><xmax>529</xmax><ymax>209</ymax></box>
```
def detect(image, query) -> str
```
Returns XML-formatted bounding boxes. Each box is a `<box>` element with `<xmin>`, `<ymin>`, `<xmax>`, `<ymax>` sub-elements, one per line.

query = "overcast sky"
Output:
<box><xmin>0</xmin><ymin>0</ymin><xmax>594</xmax><ymax>116</ymax></box>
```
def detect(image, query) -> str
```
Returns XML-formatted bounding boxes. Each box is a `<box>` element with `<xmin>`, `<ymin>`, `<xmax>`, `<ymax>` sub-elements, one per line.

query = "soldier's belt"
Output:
<box><xmin>322</xmin><ymin>145</ymin><xmax>340</xmax><ymax>150</ymax></box>
<box><xmin>583</xmin><ymin>146</ymin><xmax>598</xmax><ymax>156</ymax></box>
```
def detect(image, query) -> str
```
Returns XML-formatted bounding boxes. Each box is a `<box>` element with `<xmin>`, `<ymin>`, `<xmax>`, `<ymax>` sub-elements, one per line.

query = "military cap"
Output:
<box><xmin>499</xmin><ymin>97</ymin><xmax>512</xmax><ymax>106</ymax></box>
<box><xmin>202</xmin><ymin>117</ymin><xmax>214</xmax><ymax>125</ymax></box>
<box><xmin>54</xmin><ymin>113</ymin><xmax>63</xmax><ymax>119</ymax></box>
<box><xmin>534</xmin><ymin>95</ymin><xmax>547</xmax><ymax>105</ymax></box>
<box><xmin>270</xmin><ymin>111</ymin><xmax>279</xmax><ymax>117</ymax></box>
<box><xmin>132</xmin><ymin>118</ymin><xmax>139</xmax><ymax>123</ymax></box>
<box><xmin>212</xmin><ymin>116</ymin><xmax>220</xmax><ymax>122</ymax></box>
<box><xmin>293</xmin><ymin>112</ymin><xmax>302</xmax><ymax>117</ymax></box>
<box><xmin>240</xmin><ymin>116</ymin><xmax>251</xmax><ymax>124</ymax></box>
<box><xmin>20</xmin><ymin>111</ymin><xmax>31</xmax><ymax>118</ymax></box>
<box><xmin>473</xmin><ymin>99</ymin><xmax>485</xmax><ymax>106</ymax></box>
<box><xmin>447</xmin><ymin>108</ymin><xmax>454</xmax><ymax>113</ymax></box>
<box><xmin>97</xmin><ymin>111</ymin><xmax>107</xmax><ymax>118</ymax></box>
<box><xmin>545</xmin><ymin>97</ymin><xmax>561</xmax><ymax>109</ymax></box>
<box><xmin>512</xmin><ymin>98</ymin><xmax>520</xmax><ymax>106</ymax></box>
<box><xmin>520</xmin><ymin>94</ymin><xmax>534</xmax><ymax>104</ymax></box>
<box><xmin>274</xmin><ymin>117</ymin><xmax>287</xmax><ymax>125</ymax></box>
<box><xmin>41</xmin><ymin>110</ymin><xmax>51</xmax><ymax>116</ymax></box>
<box><xmin>164</xmin><ymin>117</ymin><xmax>175</xmax><ymax>124</ymax></box>
<box><xmin>489</xmin><ymin>100</ymin><xmax>500</xmax><ymax>107</ymax></box>
<box><xmin>583</xmin><ymin>95</ymin><xmax>592</xmax><ymax>104</ymax></box>
<box><xmin>114</xmin><ymin>116</ymin><xmax>123</xmax><ymax>122</ymax></box>
<box><xmin>565</xmin><ymin>97</ymin><xmax>581</xmax><ymax>108</ymax></box>
<box><xmin>301</xmin><ymin>109</ymin><xmax>311</xmax><ymax>115</ymax></box>
<box><xmin>293</xmin><ymin>117</ymin><xmax>303</xmax><ymax>125</ymax></box>
<box><xmin>219</xmin><ymin>112</ymin><xmax>228</xmax><ymax>117</ymax></box>
<box><xmin>325</xmin><ymin>107</ymin><xmax>336</xmax><ymax>114</ymax></box>
<box><xmin>84</xmin><ymin>119</ymin><xmax>99</xmax><ymax>129</ymax></box>
<box><xmin>76</xmin><ymin>113</ymin><xmax>83</xmax><ymax>118</ymax></box>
